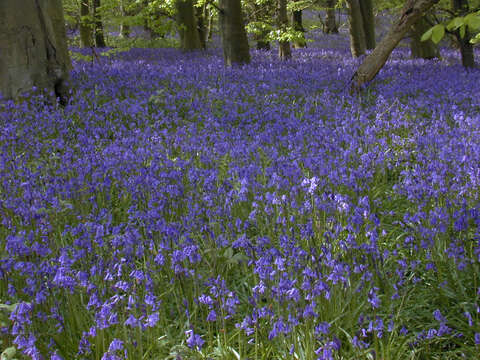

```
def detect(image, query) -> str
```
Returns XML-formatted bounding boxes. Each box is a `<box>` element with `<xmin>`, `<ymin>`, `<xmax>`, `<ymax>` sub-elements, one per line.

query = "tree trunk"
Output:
<box><xmin>253</xmin><ymin>3</ymin><xmax>270</xmax><ymax>50</ymax></box>
<box><xmin>346</xmin><ymin>0</ymin><xmax>366</xmax><ymax>57</ymax></box>
<box><xmin>207</xmin><ymin>9</ymin><xmax>214</xmax><ymax>41</ymax></box>
<box><xmin>351</xmin><ymin>0</ymin><xmax>440</xmax><ymax>91</ymax></box>
<box><xmin>120</xmin><ymin>0</ymin><xmax>130</xmax><ymax>38</ymax></box>
<box><xmin>292</xmin><ymin>9</ymin><xmax>306</xmax><ymax>48</ymax></box>
<box><xmin>93</xmin><ymin>0</ymin><xmax>106</xmax><ymax>47</ymax></box>
<box><xmin>359</xmin><ymin>0</ymin><xmax>375</xmax><ymax>49</ymax></box>
<box><xmin>0</xmin><ymin>0</ymin><xmax>71</xmax><ymax>103</ymax></box>
<box><xmin>324</xmin><ymin>0</ymin><xmax>338</xmax><ymax>34</ymax></box>
<box><xmin>410</xmin><ymin>16</ymin><xmax>439</xmax><ymax>59</ymax></box>
<box><xmin>219</xmin><ymin>0</ymin><xmax>250</xmax><ymax>66</ymax></box>
<box><xmin>80</xmin><ymin>0</ymin><xmax>93</xmax><ymax>47</ymax></box>
<box><xmin>255</xmin><ymin>31</ymin><xmax>271</xmax><ymax>51</ymax></box>
<box><xmin>176</xmin><ymin>0</ymin><xmax>202</xmax><ymax>51</ymax></box>
<box><xmin>195</xmin><ymin>4</ymin><xmax>208</xmax><ymax>49</ymax></box>
<box><xmin>451</xmin><ymin>0</ymin><xmax>475</xmax><ymax>67</ymax></box>
<box><xmin>142</xmin><ymin>0</ymin><xmax>153</xmax><ymax>39</ymax></box>
<box><xmin>277</xmin><ymin>0</ymin><xmax>292</xmax><ymax>60</ymax></box>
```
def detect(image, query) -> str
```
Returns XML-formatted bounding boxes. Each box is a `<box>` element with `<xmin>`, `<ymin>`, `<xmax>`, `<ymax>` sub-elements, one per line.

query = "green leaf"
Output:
<box><xmin>1</xmin><ymin>347</ymin><xmax>16</xmax><ymax>360</ymax></box>
<box><xmin>224</xmin><ymin>247</ymin><xmax>233</xmax><ymax>259</ymax></box>
<box><xmin>431</xmin><ymin>24</ymin><xmax>445</xmax><ymax>44</ymax></box>
<box><xmin>446</xmin><ymin>17</ymin><xmax>464</xmax><ymax>31</ymax></box>
<box><xmin>460</xmin><ymin>25</ymin><xmax>466</xmax><ymax>38</ymax></box>
<box><xmin>0</xmin><ymin>303</ymin><xmax>18</xmax><ymax>313</ymax></box>
<box><xmin>420</xmin><ymin>27</ymin><xmax>433</xmax><ymax>42</ymax></box>
<box><xmin>471</xmin><ymin>32</ymin><xmax>480</xmax><ymax>44</ymax></box>
<box><xmin>465</xmin><ymin>13</ymin><xmax>480</xmax><ymax>30</ymax></box>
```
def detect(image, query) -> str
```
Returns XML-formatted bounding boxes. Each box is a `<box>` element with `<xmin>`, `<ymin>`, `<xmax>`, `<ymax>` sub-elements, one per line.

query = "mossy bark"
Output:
<box><xmin>292</xmin><ymin>9</ymin><xmax>306</xmax><ymax>48</ymax></box>
<box><xmin>93</xmin><ymin>0</ymin><xmax>106</xmax><ymax>47</ymax></box>
<box><xmin>324</xmin><ymin>0</ymin><xmax>338</xmax><ymax>34</ymax></box>
<box><xmin>80</xmin><ymin>0</ymin><xmax>93</xmax><ymax>47</ymax></box>
<box><xmin>219</xmin><ymin>0</ymin><xmax>250</xmax><ymax>66</ymax></box>
<box><xmin>451</xmin><ymin>0</ymin><xmax>475</xmax><ymax>68</ymax></box>
<box><xmin>359</xmin><ymin>0</ymin><xmax>375</xmax><ymax>50</ymax></box>
<box><xmin>0</xmin><ymin>0</ymin><xmax>71</xmax><ymax>103</ymax></box>
<box><xmin>176</xmin><ymin>0</ymin><xmax>202</xmax><ymax>51</ymax></box>
<box><xmin>277</xmin><ymin>0</ymin><xmax>292</xmax><ymax>60</ymax></box>
<box><xmin>410</xmin><ymin>16</ymin><xmax>439</xmax><ymax>59</ymax></box>
<box><xmin>346</xmin><ymin>0</ymin><xmax>366</xmax><ymax>57</ymax></box>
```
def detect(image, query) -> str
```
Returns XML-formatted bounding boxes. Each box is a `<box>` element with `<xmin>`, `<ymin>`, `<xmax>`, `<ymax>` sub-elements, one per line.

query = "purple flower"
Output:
<box><xmin>108</xmin><ymin>339</ymin><xmax>124</xmax><ymax>352</ymax></box>
<box><xmin>145</xmin><ymin>312</ymin><xmax>159</xmax><ymax>327</ymax></box>
<box><xmin>185</xmin><ymin>330</ymin><xmax>204</xmax><ymax>349</ymax></box>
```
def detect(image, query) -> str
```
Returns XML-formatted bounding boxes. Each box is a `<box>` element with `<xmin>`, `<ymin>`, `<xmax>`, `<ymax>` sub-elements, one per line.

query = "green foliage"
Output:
<box><xmin>422</xmin><ymin>11</ymin><xmax>480</xmax><ymax>44</ymax></box>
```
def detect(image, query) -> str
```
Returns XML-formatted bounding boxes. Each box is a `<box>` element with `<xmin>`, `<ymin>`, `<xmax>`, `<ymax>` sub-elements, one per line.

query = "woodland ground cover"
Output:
<box><xmin>1</xmin><ymin>40</ymin><xmax>480</xmax><ymax>360</ymax></box>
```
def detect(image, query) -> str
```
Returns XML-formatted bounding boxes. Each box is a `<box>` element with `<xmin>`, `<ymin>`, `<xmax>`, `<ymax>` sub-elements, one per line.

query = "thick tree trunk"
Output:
<box><xmin>277</xmin><ymin>0</ymin><xmax>292</xmax><ymax>60</ymax></box>
<box><xmin>195</xmin><ymin>4</ymin><xmax>208</xmax><ymax>49</ymax></box>
<box><xmin>351</xmin><ymin>0</ymin><xmax>440</xmax><ymax>91</ymax></box>
<box><xmin>93</xmin><ymin>0</ymin><xmax>106</xmax><ymax>47</ymax></box>
<box><xmin>80</xmin><ymin>0</ymin><xmax>93</xmax><ymax>47</ymax></box>
<box><xmin>324</xmin><ymin>0</ymin><xmax>338</xmax><ymax>34</ymax></box>
<box><xmin>292</xmin><ymin>9</ymin><xmax>306</xmax><ymax>48</ymax></box>
<box><xmin>176</xmin><ymin>0</ymin><xmax>202</xmax><ymax>51</ymax></box>
<box><xmin>359</xmin><ymin>0</ymin><xmax>375</xmax><ymax>49</ymax></box>
<box><xmin>346</xmin><ymin>0</ymin><xmax>366</xmax><ymax>57</ymax></box>
<box><xmin>451</xmin><ymin>0</ymin><xmax>475</xmax><ymax>67</ymax></box>
<box><xmin>410</xmin><ymin>16</ymin><xmax>439</xmax><ymax>59</ymax></box>
<box><xmin>0</xmin><ymin>0</ymin><xmax>71</xmax><ymax>103</ymax></box>
<box><xmin>219</xmin><ymin>0</ymin><xmax>250</xmax><ymax>66</ymax></box>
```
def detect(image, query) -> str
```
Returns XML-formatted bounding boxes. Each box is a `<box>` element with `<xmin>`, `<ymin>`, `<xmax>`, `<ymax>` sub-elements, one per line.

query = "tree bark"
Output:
<box><xmin>277</xmin><ymin>0</ymin><xmax>292</xmax><ymax>60</ymax></box>
<box><xmin>351</xmin><ymin>0</ymin><xmax>440</xmax><ymax>91</ymax></box>
<box><xmin>324</xmin><ymin>0</ymin><xmax>338</xmax><ymax>34</ymax></box>
<box><xmin>93</xmin><ymin>0</ymin><xmax>106</xmax><ymax>47</ymax></box>
<box><xmin>176</xmin><ymin>0</ymin><xmax>202</xmax><ymax>51</ymax></box>
<box><xmin>451</xmin><ymin>0</ymin><xmax>475</xmax><ymax>67</ymax></box>
<box><xmin>195</xmin><ymin>4</ymin><xmax>208</xmax><ymax>49</ymax></box>
<box><xmin>0</xmin><ymin>0</ymin><xmax>71</xmax><ymax>103</ymax></box>
<box><xmin>120</xmin><ymin>0</ymin><xmax>131</xmax><ymax>38</ymax></box>
<box><xmin>346</xmin><ymin>0</ymin><xmax>366</xmax><ymax>57</ymax></box>
<box><xmin>410</xmin><ymin>15</ymin><xmax>439</xmax><ymax>59</ymax></box>
<box><xmin>292</xmin><ymin>9</ymin><xmax>306</xmax><ymax>48</ymax></box>
<box><xmin>359</xmin><ymin>0</ymin><xmax>375</xmax><ymax>49</ymax></box>
<box><xmin>219</xmin><ymin>0</ymin><xmax>250</xmax><ymax>66</ymax></box>
<box><xmin>80</xmin><ymin>0</ymin><xmax>93</xmax><ymax>47</ymax></box>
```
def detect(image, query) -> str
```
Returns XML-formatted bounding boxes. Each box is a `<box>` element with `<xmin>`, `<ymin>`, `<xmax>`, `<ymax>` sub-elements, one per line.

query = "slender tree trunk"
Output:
<box><xmin>93</xmin><ymin>0</ymin><xmax>106</xmax><ymax>47</ymax></box>
<box><xmin>0</xmin><ymin>0</ymin><xmax>71</xmax><ymax>103</ymax></box>
<box><xmin>410</xmin><ymin>16</ymin><xmax>439</xmax><ymax>59</ymax></box>
<box><xmin>451</xmin><ymin>0</ymin><xmax>475</xmax><ymax>67</ymax></box>
<box><xmin>120</xmin><ymin>0</ymin><xmax>130</xmax><ymax>38</ymax></box>
<box><xmin>359</xmin><ymin>0</ymin><xmax>375</xmax><ymax>49</ymax></box>
<box><xmin>277</xmin><ymin>0</ymin><xmax>292</xmax><ymax>60</ymax></box>
<box><xmin>292</xmin><ymin>9</ymin><xmax>306</xmax><ymax>48</ymax></box>
<box><xmin>351</xmin><ymin>0</ymin><xmax>440</xmax><ymax>91</ymax></box>
<box><xmin>142</xmin><ymin>0</ymin><xmax>153</xmax><ymax>39</ymax></box>
<box><xmin>219</xmin><ymin>0</ymin><xmax>250</xmax><ymax>66</ymax></box>
<box><xmin>176</xmin><ymin>0</ymin><xmax>202</xmax><ymax>51</ymax></box>
<box><xmin>80</xmin><ymin>0</ymin><xmax>93</xmax><ymax>47</ymax></box>
<box><xmin>324</xmin><ymin>0</ymin><xmax>338</xmax><ymax>34</ymax></box>
<box><xmin>207</xmin><ymin>9</ymin><xmax>214</xmax><ymax>41</ymax></box>
<box><xmin>346</xmin><ymin>0</ymin><xmax>366</xmax><ymax>57</ymax></box>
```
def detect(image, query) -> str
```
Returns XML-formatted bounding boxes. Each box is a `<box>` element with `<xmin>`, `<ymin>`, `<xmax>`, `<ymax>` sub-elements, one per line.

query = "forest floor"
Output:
<box><xmin>1</xmin><ymin>40</ymin><xmax>480</xmax><ymax>359</ymax></box>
